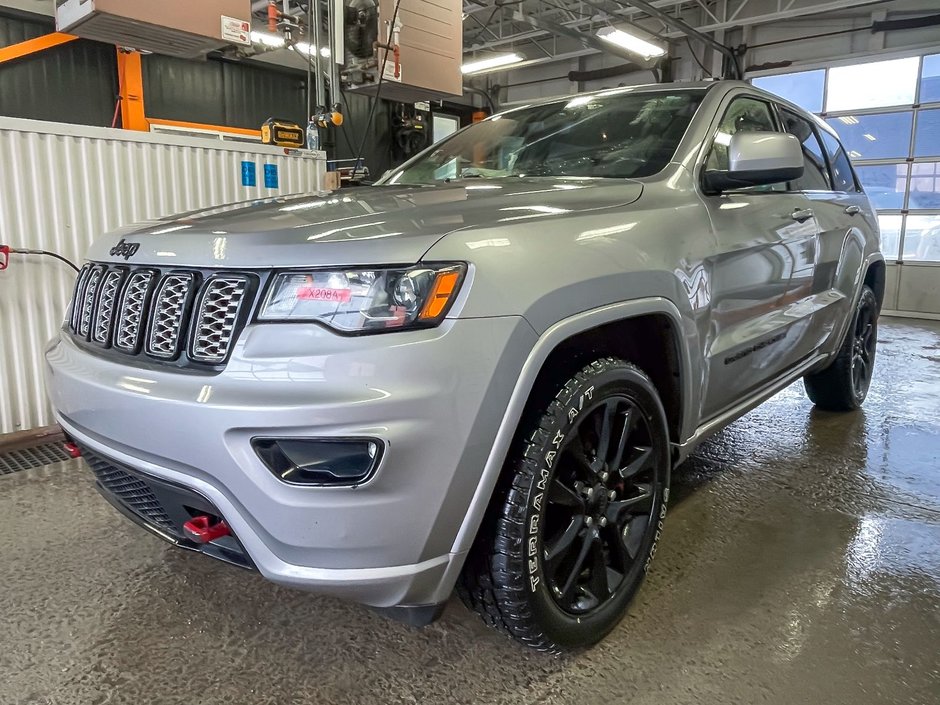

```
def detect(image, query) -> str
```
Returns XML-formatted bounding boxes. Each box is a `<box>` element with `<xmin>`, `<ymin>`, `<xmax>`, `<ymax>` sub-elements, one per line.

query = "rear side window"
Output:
<box><xmin>821</xmin><ymin>131</ymin><xmax>860</xmax><ymax>192</ymax></box>
<box><xmin>706</xmin><ymin>97</ymin><xmax>778</xmax><ymax>172</ymax></box>
<box><xmin>779</xmin><ymin>107</ymin><xmax>831</xmax><ymax>191</ymax></box>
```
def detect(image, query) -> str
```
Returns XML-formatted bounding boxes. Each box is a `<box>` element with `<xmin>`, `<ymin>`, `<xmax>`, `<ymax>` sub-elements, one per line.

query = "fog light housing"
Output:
<box><xmin>252</xmin><ymin>438</ymin><xmax>384</xmax><ymax>486</ymax></box>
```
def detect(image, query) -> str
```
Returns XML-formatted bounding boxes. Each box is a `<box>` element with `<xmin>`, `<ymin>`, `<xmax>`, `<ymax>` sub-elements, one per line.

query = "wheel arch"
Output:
<box><xmin>864</xmin><ymin>257</ymin><xmax>887</xmax><ymax>312</ymax></box>
<box><xmin>448</xmin><ymin>297</ymin><xmax>696</xmax><ymax>561</ymax></box>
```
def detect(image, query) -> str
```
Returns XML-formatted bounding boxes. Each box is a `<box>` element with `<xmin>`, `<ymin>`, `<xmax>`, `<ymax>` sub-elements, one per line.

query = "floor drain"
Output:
<box><xmin>0</xmin><ymin>443</ymin><xmax>71</xmax><ymax>475</ymax></box>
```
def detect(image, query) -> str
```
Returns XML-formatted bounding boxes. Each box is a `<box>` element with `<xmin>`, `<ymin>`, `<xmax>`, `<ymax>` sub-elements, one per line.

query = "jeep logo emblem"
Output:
<box><xmin>109</xmin><ymin>238</ymin><xmax>140</xmax><ymax>260</ymax></box>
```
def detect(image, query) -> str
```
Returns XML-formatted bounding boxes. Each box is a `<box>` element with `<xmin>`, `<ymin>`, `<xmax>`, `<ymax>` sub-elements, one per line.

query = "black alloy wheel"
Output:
<box><xmin>542</xmin><ymin>395</ymin><xmax>660</xmax><ymax>615</ymax></box>
<box><xmin>850</xmin><ymin>293</ymin><xmax>877</xmax><ymax>401</ymax></box>
<box><xmin>459</xmin><ymin>358</ymin><xmax>671</xmax><ymax>652</ymax></box>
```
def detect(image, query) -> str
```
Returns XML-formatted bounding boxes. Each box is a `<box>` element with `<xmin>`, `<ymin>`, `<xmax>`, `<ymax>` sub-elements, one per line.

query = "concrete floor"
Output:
<box><xmin>2</xmin><ymin>318</ymin><xmax>939</xmax><ymax>705</ymax></box>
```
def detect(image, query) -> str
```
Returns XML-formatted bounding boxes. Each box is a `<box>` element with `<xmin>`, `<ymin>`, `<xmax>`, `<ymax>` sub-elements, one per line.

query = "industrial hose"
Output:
<box><xmin>0</xmin><ymin>246</ymin><xmax>80</xmax><ymax>273</ymax></box>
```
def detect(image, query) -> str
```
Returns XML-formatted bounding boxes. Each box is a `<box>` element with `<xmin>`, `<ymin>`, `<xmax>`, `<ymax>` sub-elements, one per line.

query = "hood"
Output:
<box><xmin>86</xmin><ymin>178</ymin><xmax>644</xmax><ymax>268</ymax></box>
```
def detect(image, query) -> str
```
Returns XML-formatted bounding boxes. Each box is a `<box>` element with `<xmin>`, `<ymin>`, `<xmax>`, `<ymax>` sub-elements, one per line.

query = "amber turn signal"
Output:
<box><xmin>419</xmin><ymin>270</ymin><xmax>462</xmax><ymax>320</ymax></box>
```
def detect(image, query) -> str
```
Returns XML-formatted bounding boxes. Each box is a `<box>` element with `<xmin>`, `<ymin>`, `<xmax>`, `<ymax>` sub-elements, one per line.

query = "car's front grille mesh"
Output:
<box><xmin>114</xmin><ymin>270</ymin><xmax>155</xmax><ymax>352</ymax></box>
<box><xmin>78</xmin><ymin>266</ymin><xmax>104</xmax><ymax>338</ymax></box>
<box><xmin>68</xmin><ymin>264</ymin><xmax>252</xmax><ymax>366</ymax></box>
<box><xmin>92</xmin><ymin>269</ymin><xmax>124</xmax><ymax>344</ymax></box>
<box><xmin>146</xmin><ymin>274</ymin><xmax>194</xmax><ymax>358</ymax></box>
<box><xmin>191</xmin><ymin>277</ymin><xmax>249</xmax><ymax>363</ymax></box>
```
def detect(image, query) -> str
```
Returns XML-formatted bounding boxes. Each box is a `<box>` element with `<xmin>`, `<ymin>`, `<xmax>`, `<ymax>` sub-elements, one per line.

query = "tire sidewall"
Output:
<box><xmin>845</xmin><ymin>286</ymin><xmax>879</xmax><ymax>406</ymax></box>
<box><xmin>518</xmin><ymin>362</ymin><xmax>671</xmax><ymax>649</ymax></box>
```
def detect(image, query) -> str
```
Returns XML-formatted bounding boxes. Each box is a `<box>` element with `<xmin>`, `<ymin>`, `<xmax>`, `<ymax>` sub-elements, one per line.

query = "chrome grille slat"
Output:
<box><xmin>114</xmin><ymin>270</ymin><xmax>155</xmax><ymax>352</ymax></box>
<box><xmin>67</xmin><ymin>263</ymin><xmax>251</xmax><ymax>366</ymax></box>
<box><xmin>78</xmin><ymin>266</ymin><xmax>104</xmax><ymax>338</ymax></box>
<box><xmin>92</xmin><ymin>269</ymin><xmax>124</xmax><ymax>345</ymax></box>
<box><xmin>146</xmin><ymin>274</ymin><xmax>194</xmax><ymax>359</ymax></box>
<box><xmin>70</xmin><ymin>264</ymin><xmax>92</xmax><ymax>332</ymax></box>
<box><xmin>190</xmin><ymin>277</ymin><xmax>249</xmax><ymax>363</ymax></box>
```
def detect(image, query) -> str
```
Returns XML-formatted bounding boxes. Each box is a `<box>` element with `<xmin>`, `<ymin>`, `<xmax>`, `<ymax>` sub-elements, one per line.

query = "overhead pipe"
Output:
<box><xmin>311</xmin><ymin>0</ymin><xmax>325</xmax><ymax>109</ymax></box>
<box><xmin>608</xmin><ymin>0</ymin><xmax>741</xmax><ymax>78</ymax></box>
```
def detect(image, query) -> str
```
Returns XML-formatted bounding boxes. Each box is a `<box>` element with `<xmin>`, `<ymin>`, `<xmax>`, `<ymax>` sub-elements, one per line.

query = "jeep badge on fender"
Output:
<box><xmin>109</xmin><ymin>238</ymin><xmax>140</xmax><ymax>260</ymax></box>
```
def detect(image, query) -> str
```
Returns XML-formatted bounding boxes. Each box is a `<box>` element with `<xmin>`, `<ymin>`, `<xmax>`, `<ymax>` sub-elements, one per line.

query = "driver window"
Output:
<box><xmin>706</xmin><ymin>97</ymin><xmax>778</xmax><ymax>172</ymax></box>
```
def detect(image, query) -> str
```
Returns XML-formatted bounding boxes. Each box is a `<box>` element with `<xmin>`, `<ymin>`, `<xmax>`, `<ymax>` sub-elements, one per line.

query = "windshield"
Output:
<box><xmin>382</xmin><ymin>91</ymin><xmax>704</xmax><ymax>185</ymax></box>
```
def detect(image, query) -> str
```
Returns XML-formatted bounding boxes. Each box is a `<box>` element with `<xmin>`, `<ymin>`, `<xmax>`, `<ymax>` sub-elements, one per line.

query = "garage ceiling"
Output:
<box><xmin>461</xmin><ymin>0</ymin><xmax>895</xmax><ymax>69</ymax></box>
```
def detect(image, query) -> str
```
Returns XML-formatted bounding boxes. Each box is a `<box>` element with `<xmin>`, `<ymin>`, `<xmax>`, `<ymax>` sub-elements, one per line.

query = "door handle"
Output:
<box><xmin>790</xmin><ymin>208</ymin><xmax>815</xmax><ymax>223</ymax></box>
<box><xmin>844</xmin><ymin>205</ymin><xmax>861</xmax><ymax>216</ymax></box>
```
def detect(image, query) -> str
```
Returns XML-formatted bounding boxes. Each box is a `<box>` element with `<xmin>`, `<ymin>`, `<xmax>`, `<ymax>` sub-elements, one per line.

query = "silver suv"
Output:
<box><xmin>45</xmin><ymin>81</ymin><xmax>883</xmax><ymax>652</ymax></box>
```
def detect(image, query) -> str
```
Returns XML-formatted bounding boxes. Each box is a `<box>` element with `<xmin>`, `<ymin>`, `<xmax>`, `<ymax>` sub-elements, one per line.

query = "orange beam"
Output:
<box><xmin>116</xmin><ymin>49</ymin><xmax>149</xmax><ymax>132</ymax></box>
<box><xmin>0</xmin><ymin>32</ymin><xmax>77</xmax><ymax>64</ymax></box>
<box><xmin>147</xmin><ymin>118</ymin><xmax>262</xmax><ymax>138</ymax></box>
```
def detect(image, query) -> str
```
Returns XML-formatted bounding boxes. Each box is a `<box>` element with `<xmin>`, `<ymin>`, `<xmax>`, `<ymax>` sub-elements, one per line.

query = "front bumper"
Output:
<box><xmin>46</xmin><ymin>316</ymin><xmax>536</xmax><ymax>607</ymax></box>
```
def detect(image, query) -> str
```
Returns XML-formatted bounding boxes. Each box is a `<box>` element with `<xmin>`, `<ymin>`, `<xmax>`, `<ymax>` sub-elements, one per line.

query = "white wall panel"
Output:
<box><xmin>0</xmin><ymin>117</ymin><xmax>325</xmax><ymax>434</ymax></box>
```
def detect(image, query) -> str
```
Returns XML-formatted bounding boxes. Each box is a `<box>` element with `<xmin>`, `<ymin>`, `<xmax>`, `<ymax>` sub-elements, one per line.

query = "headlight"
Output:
<box><xmin>259</xmin><ymin>263</ymin><xmax>466</xmax><ymax>333</ymax></box>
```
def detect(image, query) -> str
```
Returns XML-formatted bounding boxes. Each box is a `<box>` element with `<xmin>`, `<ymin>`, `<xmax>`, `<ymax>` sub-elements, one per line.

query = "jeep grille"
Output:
<box><xmin>68</xmin><ymin>264</ymin><xmax>254</xmax><ymax>367</ymax></box>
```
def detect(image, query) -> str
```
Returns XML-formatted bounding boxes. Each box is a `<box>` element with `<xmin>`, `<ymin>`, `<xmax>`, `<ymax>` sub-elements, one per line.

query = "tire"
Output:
<box><xmin>804</xmin><ymin>285</ymin><xmax>879</xmax><ymax>412</ymax></box>
<box><xmin>458</xmin><ymin>358</ymin><xmax>671</xmax><ymax>652</ymax></box>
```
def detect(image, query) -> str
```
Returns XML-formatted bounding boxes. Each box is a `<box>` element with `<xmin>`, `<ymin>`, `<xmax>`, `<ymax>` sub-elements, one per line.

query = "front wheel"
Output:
<box><xmin>804</xmin><ymin>285</ymin><xmax>879</xmax><ymax>411</ymax></box>
<box><xmin>458</xmin><ymin>358</ymin><xmax>671</xmax><ymax>652</ymax></box>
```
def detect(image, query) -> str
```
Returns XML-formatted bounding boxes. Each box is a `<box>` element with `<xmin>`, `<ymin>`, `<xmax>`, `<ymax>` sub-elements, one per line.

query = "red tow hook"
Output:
<box><xmin>63</xmin><ymin>441</ymin><xmax>82</xmax><ymax>458</ymax></box>
<box><xmin>183</xmin><ymin>516</ymin><xmax>231</xmax><ymax>544</ymax></box>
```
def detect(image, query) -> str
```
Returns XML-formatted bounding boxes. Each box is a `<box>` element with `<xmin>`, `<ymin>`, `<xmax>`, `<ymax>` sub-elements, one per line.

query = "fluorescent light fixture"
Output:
<box><xmin>461</xmin><ymin>53</ymin><xmax>523</xmax><ymax>75</ymax></box>
<box><xmin>838</xmin><ymin>116</ymin><xmax>860</xmax><ymax>125</ymax></box>
<box><xmin>596</xmin><ymin>26</ymin><xmax>666</xmax><ymax>60</ymax></box>
<box><xmin>864</xmin><ymin>133</ymin><xmax>877</xmax><ymax>141</ymax></box>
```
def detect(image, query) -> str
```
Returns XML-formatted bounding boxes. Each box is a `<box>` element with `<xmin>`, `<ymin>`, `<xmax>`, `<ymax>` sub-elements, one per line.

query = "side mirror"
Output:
<box><xmin>704</xmin><ymin>132</ymin><xmax>804</xmax><ymax>193</ymax></box>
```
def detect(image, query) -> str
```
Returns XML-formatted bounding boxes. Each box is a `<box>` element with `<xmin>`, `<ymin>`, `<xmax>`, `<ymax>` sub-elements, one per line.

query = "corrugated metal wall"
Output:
<box><xmin>0</xmin><ymin>117</ymin><xmax>325</xmax><ymax>434</ymax></box>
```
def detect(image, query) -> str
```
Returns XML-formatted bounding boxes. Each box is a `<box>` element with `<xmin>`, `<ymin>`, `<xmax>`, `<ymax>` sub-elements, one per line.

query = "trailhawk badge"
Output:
<box><xmin>109</xmin><ymin>238</ymin><xmax>140</xmax><ymax>260</ymax></box>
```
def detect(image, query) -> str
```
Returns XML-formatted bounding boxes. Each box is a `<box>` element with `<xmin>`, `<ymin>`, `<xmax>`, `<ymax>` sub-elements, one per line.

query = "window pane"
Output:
<box><xmin>779</xmin><ymin>108</ymin><xmax>830</xmax><ymax>190</ymax></box>
<box><xmin>752</xmin><ymin>70</ymin><xmax>825</xmax><ymax>112</ymax></box>
<box><xmin>905</xmin><ymin>215</ymin><xmax>940</xmax><ymax>261</ymax></box>
<box><xmin>878</xmin><ymin>214</ymin><xmax>903</xmax><ymax>260</ymax></box>
<box><xmin>914</xmin><ymin>108</ymin><xmax>940</xmax><ymax>157</ymax></box>
<box><xmin>826</xmin><ymin>112</ymin><xmax>913</xmax><ymax>160</ymax></box>
<box><xmin>920</xmin><ymin>54</ymin><xmax>940</xmax><ymax>104</ymax></box>
<box><xmin>820</xmin><ymin>131</ymin><xmax>858</xmax><ymax>192</ymax></box>
<box><xmin>706</xmin><ymin>97</ymin><xmax>777</xmax><ymax>172</ymax></box>
<box><xmin>826</xmin><ymin>57</ymin><xmax>920</xmax><ymax>111</ymax></box>
<box><xmin>856</xmin><ymin>163</ymin><xmax>908</xmax><ymax>209</ymax></box>
<box><xmin>909</xmin><ymin>162</ymin><xmax>940</xmax><ymax>209</ymax></box>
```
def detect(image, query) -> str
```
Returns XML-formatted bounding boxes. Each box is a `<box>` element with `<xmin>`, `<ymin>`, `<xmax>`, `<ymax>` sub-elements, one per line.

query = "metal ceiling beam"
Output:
<box><xmin>465</xmin><ymin>0</ymin><xmax>689</xmax><ymax>52</ymax></box>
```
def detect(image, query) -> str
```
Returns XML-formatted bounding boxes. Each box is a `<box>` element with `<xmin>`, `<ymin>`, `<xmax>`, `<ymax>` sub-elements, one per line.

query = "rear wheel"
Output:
<box><xmin>459</xmin><ymin>358</ymin><xmax>670</xmax><ymax>652</ymax></box>
<box><xmin>804</xmin><ymin>285</ymin><xmax>879</xmax><ymax>411</ymax></box>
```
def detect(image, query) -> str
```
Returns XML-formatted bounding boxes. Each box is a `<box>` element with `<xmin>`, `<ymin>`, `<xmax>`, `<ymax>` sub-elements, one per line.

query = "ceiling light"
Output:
<box><xmin>596</xmin><ymin>26</ymin><xmax>666</xmax><ymax>60</ymax></box>
<box><xmin>461</xmin><ymin>53</ymin><xmax>524</xmax><ymax>75</ymax></box>
<box><xmin>864</xmin><ymin>133</ymin><xmax>877</xmax><ymax>141</ymax></box>
<box><xmin>838</xmin><ymin>116</ymin><xmax>860</xmax><ymax>125</ymax></box>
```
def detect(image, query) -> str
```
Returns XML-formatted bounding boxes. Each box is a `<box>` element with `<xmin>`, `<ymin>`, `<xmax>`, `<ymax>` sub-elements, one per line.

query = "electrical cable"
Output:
<box><xmin>686</xmin><ymin>36</ymin><xmax>712</xmax><ymax>79</ymax></box>
<box><xmin>349</xmin><ymin>0</ymin><xmax>403</xmax><ymax>179</ymax></box>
